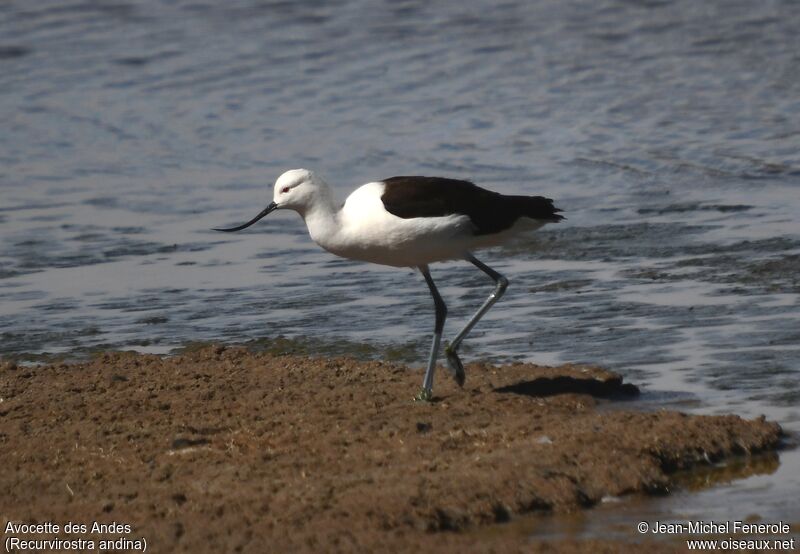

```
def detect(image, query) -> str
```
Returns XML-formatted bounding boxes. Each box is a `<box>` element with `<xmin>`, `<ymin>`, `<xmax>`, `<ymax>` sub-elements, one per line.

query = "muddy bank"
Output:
<box><xmin>0</xmin><ymin>347</ymin><xmax>782</xmax><ymax>552</ymax></box>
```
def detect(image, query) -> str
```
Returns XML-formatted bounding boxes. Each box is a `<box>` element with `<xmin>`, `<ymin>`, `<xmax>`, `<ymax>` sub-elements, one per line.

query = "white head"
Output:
<box><xmin>272</xmin><ymin>168</ymin><xmax>328</xmax><ymax>214</ymax></box>
<box><xmin>213</xmin><ymin>168</ymin><xmax>331</xmax><ymax>233</ymax></box>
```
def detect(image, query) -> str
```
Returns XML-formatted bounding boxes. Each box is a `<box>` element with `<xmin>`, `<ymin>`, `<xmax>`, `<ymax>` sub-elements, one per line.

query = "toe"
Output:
<box><xmin>446</xmin><ymin>350</ymin><xmax>466</xmax><ymax>388</ymax></box>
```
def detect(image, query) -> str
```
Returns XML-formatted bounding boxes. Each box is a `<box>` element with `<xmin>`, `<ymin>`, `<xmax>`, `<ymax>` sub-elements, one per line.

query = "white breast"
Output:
<box><xmin>320</xmin><ymin>182</ymin><xmax>476</xmax><ymax>267</ymax></box>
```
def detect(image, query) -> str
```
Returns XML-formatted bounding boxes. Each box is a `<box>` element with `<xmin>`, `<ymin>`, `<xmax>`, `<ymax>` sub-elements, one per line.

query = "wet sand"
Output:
<box><xmin>0</xmin><ymin>346</ymin><xmax>783</xmax><ymax>552</ymax></box>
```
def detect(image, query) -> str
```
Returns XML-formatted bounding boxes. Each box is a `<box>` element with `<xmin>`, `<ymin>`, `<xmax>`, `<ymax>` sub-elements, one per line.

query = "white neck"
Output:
<box><xmin>300</xmin><ymin>186</ymin><xmax>340</xmax><ymax>247</ymax></box>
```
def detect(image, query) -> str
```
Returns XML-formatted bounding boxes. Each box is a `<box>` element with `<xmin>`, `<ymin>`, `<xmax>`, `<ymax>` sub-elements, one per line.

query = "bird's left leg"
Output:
<box><xmin>417</xmin><ymin>265</ymin><xmax>447</xmax><ymax>401</ymax></box>
<box><xmin>444</xmin><ymin>254</ymin><xmax>509</xmax><ymax>385</ymax></box>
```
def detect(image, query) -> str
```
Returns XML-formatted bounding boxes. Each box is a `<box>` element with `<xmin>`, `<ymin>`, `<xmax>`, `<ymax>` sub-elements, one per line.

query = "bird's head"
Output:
<box><xmin>272</xmin><ymin>168</ymin><xmax>324</xmax><ymax>214</ymax></box>
<box><xmin>214</xmin><ymin>168</ymin><xmax>327</xmax><ymax>232</ymax></box>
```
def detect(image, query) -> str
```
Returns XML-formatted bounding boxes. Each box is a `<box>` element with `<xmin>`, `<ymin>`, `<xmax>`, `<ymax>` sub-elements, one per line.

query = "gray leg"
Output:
<box><xmin>417</xmin><ymin>265</ymin><xmax>447</xmax><ymax>401</ymax></box>
<box><xmin>444</xmin><ymin>254</ymin><xmax>509</xmax><ymax>385</ymax></box>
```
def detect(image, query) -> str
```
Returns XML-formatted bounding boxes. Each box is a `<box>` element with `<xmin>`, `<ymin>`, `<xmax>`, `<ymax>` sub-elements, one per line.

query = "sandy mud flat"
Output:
<box><xmin>0</xmin><ymin>346</ymin><xmax>784</xmax><ymax>552</ymax></box>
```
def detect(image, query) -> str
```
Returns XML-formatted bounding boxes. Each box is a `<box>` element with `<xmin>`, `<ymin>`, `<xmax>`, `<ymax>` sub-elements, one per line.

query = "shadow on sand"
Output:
<box><xmin>494</xmin><ymin>375</ymin><xmax>640</xmax><ymax>399</ymax></box>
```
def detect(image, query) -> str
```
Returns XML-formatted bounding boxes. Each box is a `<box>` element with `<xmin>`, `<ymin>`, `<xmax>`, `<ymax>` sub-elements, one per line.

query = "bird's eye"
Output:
<box><xmin>281</xmin><ymin>187</ymin><xmax>290</xmax><ymax>193</ymax></box>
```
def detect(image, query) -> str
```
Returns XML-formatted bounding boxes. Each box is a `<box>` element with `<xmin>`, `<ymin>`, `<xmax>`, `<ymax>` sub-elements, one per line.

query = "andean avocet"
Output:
<box><xmin>214</xmin><ymin>169</ymin><xmax>564</xmax><ymax>400</ymax></box>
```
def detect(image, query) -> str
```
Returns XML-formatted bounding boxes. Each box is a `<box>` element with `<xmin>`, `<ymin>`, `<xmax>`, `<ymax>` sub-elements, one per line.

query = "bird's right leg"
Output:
<box><xmin>444</xmin><ymin>254</ymin><xmax>509</xmax><ymax>386</ymax></box>
<box><xmin>416</xmin><ymin>265</ymin><xmax>447</xmax><ymax>401</ymax></box>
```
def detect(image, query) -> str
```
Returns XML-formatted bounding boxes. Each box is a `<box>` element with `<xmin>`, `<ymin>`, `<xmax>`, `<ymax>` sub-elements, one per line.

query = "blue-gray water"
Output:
<box><xmin>1</xmin><ymin>0</ymin><xmax>799</xmax><ymax>534</ymax></box>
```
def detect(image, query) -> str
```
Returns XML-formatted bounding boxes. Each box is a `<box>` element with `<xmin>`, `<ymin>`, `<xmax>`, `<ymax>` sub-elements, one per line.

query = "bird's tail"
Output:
<box><xmin>512</xmin><ymin>195</ymin><xmax>565</xmax><ymax>222</ymax></box>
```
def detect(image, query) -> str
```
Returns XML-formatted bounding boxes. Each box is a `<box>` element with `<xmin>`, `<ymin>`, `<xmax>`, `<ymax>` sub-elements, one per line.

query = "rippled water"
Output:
<box><xmin>2</xmin><ymin>0</ymin><xmax>799</xmax><ymax>529</ymax></box>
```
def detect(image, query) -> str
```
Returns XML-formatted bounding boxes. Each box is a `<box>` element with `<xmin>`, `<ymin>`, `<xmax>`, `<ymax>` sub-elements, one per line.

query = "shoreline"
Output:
<box><xmin>0</xmin><ymin>346</ymin><xmax>785</xmax><ymax>552</ymax></box>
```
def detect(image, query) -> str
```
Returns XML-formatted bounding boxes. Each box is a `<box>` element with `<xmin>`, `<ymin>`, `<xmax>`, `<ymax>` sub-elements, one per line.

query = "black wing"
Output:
<box><xmin>380</xmin><ymin>176</ymin><xmax>563</xmax><ymax>235</ymax></box>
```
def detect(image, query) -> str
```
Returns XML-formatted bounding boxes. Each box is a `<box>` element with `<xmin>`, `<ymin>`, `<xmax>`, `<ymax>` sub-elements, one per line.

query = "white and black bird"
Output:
<box><xmin>215</xmin><ymin>169</ymin><xmax>563</xmax><ymax>400</ymax></box>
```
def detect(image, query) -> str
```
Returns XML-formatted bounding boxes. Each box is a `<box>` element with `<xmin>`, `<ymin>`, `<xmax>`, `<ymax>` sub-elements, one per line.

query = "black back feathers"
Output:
<box><xmin>380</xmin><ymin>176</ymin><xmax>563</xmax><ymax>235</ymax></box>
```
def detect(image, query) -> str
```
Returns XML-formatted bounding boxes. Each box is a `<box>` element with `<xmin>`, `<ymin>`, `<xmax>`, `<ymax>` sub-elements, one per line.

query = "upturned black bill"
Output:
<box><xmin>213</xmin><ymin>202</ymin><xmax>278</xmax><ymax>232</ymax></box>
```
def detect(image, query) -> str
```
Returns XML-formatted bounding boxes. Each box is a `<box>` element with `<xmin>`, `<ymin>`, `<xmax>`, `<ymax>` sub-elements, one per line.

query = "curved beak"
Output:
<box><xmin>213</xmin><ymin>202</ymin><xmax>278</xmax><ymax>232</ymax></box>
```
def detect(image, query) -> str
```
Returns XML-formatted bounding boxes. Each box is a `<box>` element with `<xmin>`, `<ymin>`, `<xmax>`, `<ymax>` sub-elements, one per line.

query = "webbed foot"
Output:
<box><xmin>444</xmin><ymin>342</ymin><xmax>466</xmax><ymax>388</ymax></box>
